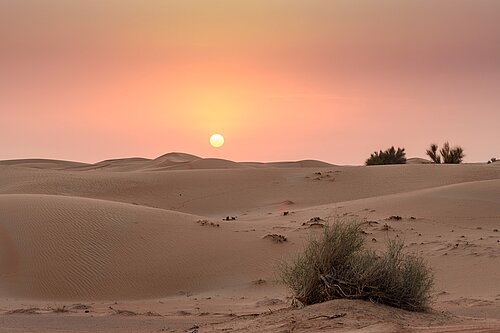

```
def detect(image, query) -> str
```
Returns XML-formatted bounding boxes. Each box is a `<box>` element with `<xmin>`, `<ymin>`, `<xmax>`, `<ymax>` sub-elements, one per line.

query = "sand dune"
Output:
<box><xmin>0</xmin><ymin>155</ymin><xmax>499</xmax><ymax>331</ymax></box>
<box><xmin>204</xmin><ymin>299</ymin><xmax>500</xmax><ymax>333</ymax></box>
<box><xmin>407</xmin><ymin>157</ymin><xmax>433</xmax><ymax>164</ymax></box>
<box><xmin>146</xmin><ymin>157</ymin><xmax>248</xmax><ymax>171</ymax></box>
<box><xmin>72</xmin><ymin>157</ymin><xmax>152</xmax><ymax>172</ymax></box>
<box><xmin>0</xmin><ymin>158</ymin><xmax>89</xmax><ymax>169</ymax></box>
<box><xmin>0</xmin><ymin>194</ymin><xmax>286</xmax><ymax>300</ymax></box>
<box><xmin>242</xmin><ymin>159</ymin><xmax>334</xmax><ymax>168</ymax></box>
<box><xmin>318</xmin><ymin>178</ymin><xmax>500</xmax><ymax>222</ymax></box>
<box><xmin>1</xmin><ymin>163</ymin><xmax>498</xmax><ymax>216</ymax></box>
<box><xmin>294</xmin><ymin>180</ymin><xmax>500</xmax><ymax>306</ymax></box>
<box><xmin>65</xmin><ymin>153</ymin><xmax>335</xmax><ymax>172</ymax></box>
<box><xmin>141</xmin><ymin>152</ymin><xmax>201</xmax><ymax>170</ymax></box>
<box><xmin>144</xmin><ymin>154</ymin><xmax>333</xmax><ymax>171</ymax></box>
<box><xmin>153</xmin><ymin>152</ymin><xmax>201</xmax><ymax>164</ymax></box>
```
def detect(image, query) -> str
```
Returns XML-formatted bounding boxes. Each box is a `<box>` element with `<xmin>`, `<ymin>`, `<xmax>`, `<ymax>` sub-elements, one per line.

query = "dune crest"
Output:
<box><xmin>0</xmin><ymin>159</ymin><xmax>89</xmax><ymax>170</ymax></box>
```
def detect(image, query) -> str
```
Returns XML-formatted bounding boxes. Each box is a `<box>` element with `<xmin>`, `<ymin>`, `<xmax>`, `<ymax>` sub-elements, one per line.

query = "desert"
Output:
<box><xmin>2</xmin><ymin>1</ymin><xmax>500</xmax><ymax>331</ymax></box>
<box><xmin>0</xmin><ymin>153</ymin><xmax>499</xmax><ymax>332</ymax></box>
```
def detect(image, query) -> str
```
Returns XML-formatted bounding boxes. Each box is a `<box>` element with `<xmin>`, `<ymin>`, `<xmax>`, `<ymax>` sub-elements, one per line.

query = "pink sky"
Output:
<box><xmin>1</xmin><ymin>0</ymin><xmax>499</xmax><ymax>164</ymax></box>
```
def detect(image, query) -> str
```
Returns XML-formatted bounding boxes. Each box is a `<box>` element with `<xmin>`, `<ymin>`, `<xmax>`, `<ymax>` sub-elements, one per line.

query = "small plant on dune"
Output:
<box><xmin>365</xmin><ymin>146</ymin><xmax>407</xmax><ymax>166</ymax></box>
<box><xmin>426</xmin><ymin>142</ymin><xmax>465</xmax><ymax>164</ymax></box>
<box><xmin>440</xmin><ymin>142</ymin><xmax>464</xmax><ymax>164</ymax></box>
<box><xmin>281</xmin><ymin>221</ymin><xmax>434</xmax><ymax>311</ymax></box>
<box><xmin>426</xmin><ymin>144</ymin><xmax>441</xmax><ymax>163</ymax></box>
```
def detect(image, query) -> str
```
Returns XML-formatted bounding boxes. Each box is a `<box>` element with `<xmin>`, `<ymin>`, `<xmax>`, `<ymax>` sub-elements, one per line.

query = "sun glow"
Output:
<box><xmin>210</xmin><ymin>134</ymin><xmax>225</xmax><ymax>148</ymax></box>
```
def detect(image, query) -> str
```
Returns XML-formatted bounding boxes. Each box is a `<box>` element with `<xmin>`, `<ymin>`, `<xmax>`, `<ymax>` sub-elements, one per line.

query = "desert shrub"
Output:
<box><xmin>426</xmin><ymin>144</ymin><xmax>441</xmax><ymax>163</ymax></box>
<box><xmin>440</xmin><ymin>142</ymin><xmax>464</xmax><ymax>164</ymax></box>
<box><xmin>281</xmin><ymin>222</ymin><xmax>434</xmax><ymax>311</ymax></box>
<box><xmin>366</xmin><ymin>146</ymin><xmax>406</xmax><ymax>165</ymax></box>
<box><xmin>426</xmin><ymin>142</ymin><xmax>464</xmax><ymax>164</ymax></box>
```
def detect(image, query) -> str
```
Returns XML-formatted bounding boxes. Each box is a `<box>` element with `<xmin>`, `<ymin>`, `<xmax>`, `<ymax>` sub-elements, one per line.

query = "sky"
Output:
<box><xmin>1</xmin><ymin>0</ymin><xmax>499</xmax><ymax>164</ymax></box>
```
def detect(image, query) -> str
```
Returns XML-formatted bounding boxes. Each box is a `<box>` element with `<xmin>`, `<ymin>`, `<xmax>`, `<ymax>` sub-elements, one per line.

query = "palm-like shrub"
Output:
<box><xmin>281</xmin><ymin>222</ymin><xmax>434</xmax><ymax>311</ymax></box>
<box><xmin>365</xmin><ymin>146</ymin><xmax>406</xmax><ymax>166</ymax></box>
<box><xmin>426</xmin><ymin>144</ymin><xmax>441</xmax><ymax>163</ymax></box>
<box><xmin>426</xmin><ymin>142</ymin><xmax>465</xmax><ymax>164</ymax></box>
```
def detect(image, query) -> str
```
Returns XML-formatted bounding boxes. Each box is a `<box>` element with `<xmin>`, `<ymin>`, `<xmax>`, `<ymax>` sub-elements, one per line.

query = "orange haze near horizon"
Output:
<box><xmin>1</xmin><ymin>0</ymin><xmax>499</xmax><ymax>164</ymax></box>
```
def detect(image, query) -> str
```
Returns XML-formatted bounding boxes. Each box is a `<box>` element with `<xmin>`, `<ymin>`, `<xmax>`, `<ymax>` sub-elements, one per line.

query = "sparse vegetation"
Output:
<box><xmin>426</xmin><ymin>142</ymin><xmax>465</xmax><ymax>164</ymax></box>
<box><xmin>197</xmin><ymin>219</ymin><xmax>220</xmax><ymax>227</ymax></box>
<box><xmin>426</xmin><ymin>144</ymin><xmax>441</xmax><ymax>164</ymax></box>
<box><xmin>263</xmin><ymin>234</ymin><xmax>287</xmax><ymax>243</ymax></box>
<box><xmin>366</xmin><ymin>146</ymin><xmax>406</xmax><ymax>165</ymax></box>
<box><xmin>302</xmin><ymin>217</ymin><xmax>326</xmax><ymax>228</ymax></box>
<box><xmin>7</xmin><ymin>307</ymin><xmax>41</xmax><ymax>315</ymax></box>
<box><xmin>381</xmin><ymin>223</ymin><xmax>392</xmax><ymax>231</ymax></box>
<box><xmin>281</xmin><ymin>221</ymin><xmax>434</xmax><ymax>311</ymax></box>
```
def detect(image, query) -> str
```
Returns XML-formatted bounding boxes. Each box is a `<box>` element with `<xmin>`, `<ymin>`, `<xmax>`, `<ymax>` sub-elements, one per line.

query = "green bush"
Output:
<box><xmin>281</xmin><ymin>222</ymin><xmax>434</xmax><ymax>311</ymax></box>
<box><xmin>366</xmin><ymin>146</ymin><xmax>407</xmax><ymax>165</ymax></box>
<box><xmin>426</xmin><ymin>142</ymin><xmax>464</xmax><ymax>164</ymax></box>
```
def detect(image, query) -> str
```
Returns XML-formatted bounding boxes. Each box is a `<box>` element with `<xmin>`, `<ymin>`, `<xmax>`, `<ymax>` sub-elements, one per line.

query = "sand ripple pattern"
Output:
<box><xmin>0</xmin><ymin>194</ymin><xmax>272</xmax><ymax>300</ymax></box>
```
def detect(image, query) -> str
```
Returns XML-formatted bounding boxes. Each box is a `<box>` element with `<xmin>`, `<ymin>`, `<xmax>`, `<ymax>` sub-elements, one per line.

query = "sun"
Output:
<box><xmin>209</xmin><ymin>134</ymin><xmax>225</xmax><ymax>148</ymax></box>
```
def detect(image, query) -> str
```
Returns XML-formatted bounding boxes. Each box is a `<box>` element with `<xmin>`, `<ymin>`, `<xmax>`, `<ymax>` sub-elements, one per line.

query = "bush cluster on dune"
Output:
<box><xmin>365</xmin><ymin>146</ymin><xmax>407</xmax><ymax>165</ymax></box>
<box><xmin>281</xmin><ymin>222</ymin><xmax>434</xmax><ymax>311</ymax></box>
<box><xmin>426</xmin><ymin>142</ymin><xmax>465</xmax><ymax>164</ymax></box>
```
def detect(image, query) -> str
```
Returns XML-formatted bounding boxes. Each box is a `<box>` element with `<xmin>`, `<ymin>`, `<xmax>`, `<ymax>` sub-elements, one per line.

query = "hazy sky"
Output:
<box><xmin>1</xmin><ymin>0</ymin><xmax>499</xmax><ymax>164</ymax></box>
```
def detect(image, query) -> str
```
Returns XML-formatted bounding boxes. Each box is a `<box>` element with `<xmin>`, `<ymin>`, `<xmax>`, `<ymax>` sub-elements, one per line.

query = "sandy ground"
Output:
<box><xmin>0</xmin><ymin>153</ymin><xmax>499</xmax><ymax>332</ymax></box>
